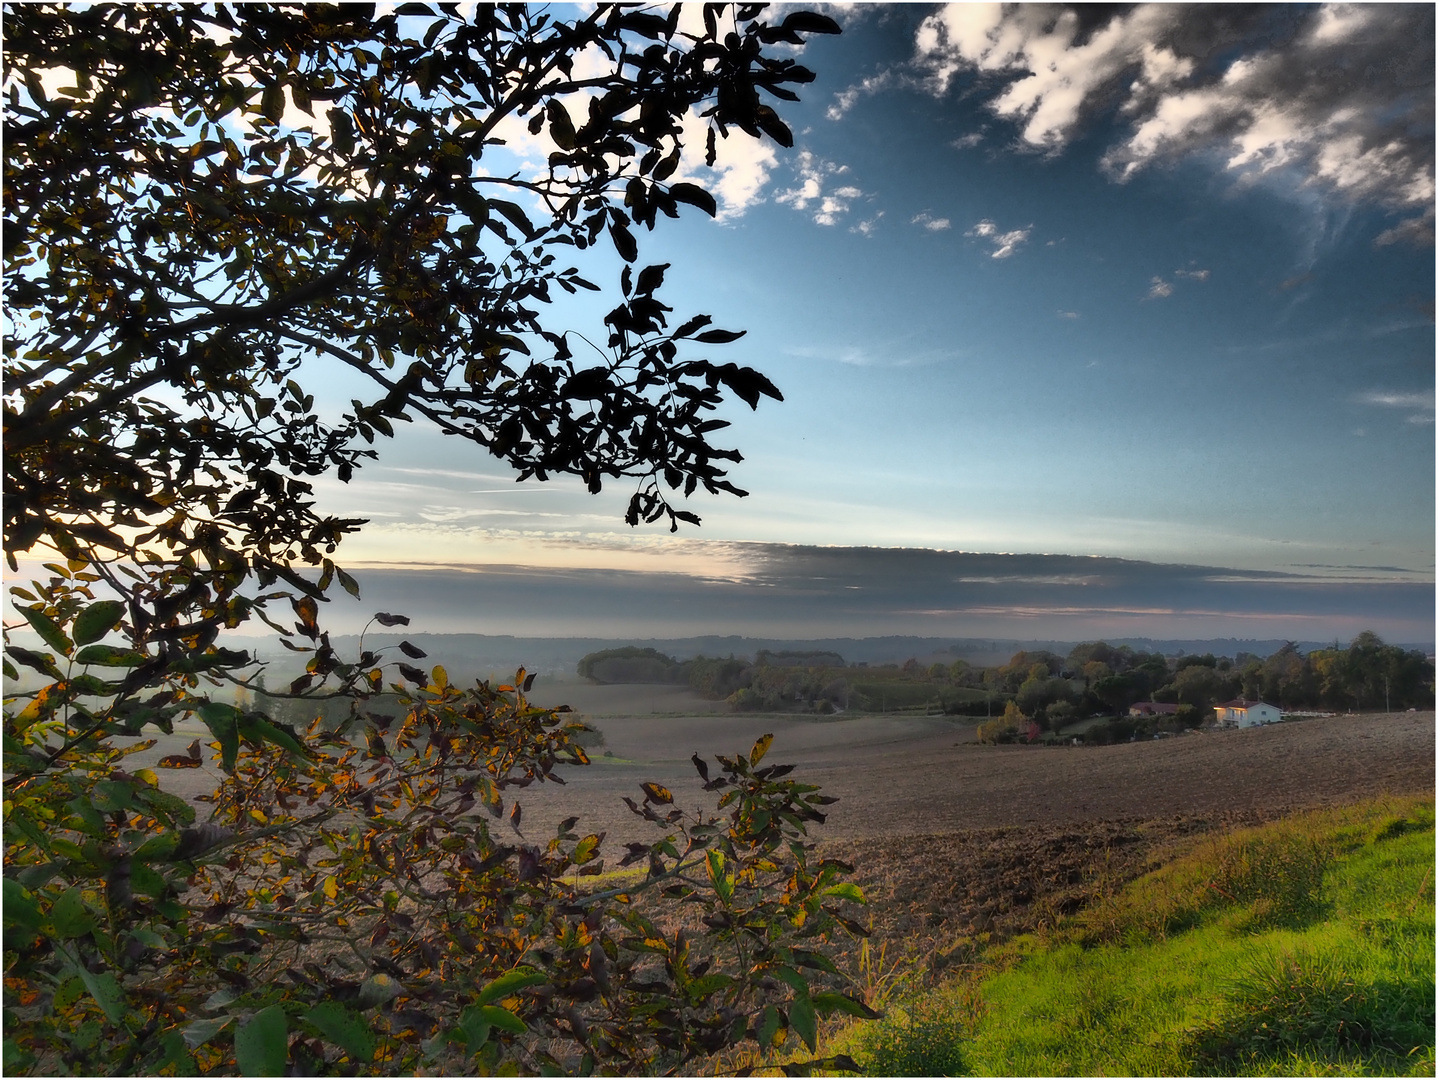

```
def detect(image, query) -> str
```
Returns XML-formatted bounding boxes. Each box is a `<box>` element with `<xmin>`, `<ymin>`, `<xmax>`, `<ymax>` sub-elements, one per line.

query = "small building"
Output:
<box><xmin>1129</xmin><ymin>701</ymin><xmax>1182</xmax><ymax>717</ymax></box>
<box><xmin>1214</xmin><ymin>699</ymin><xmax>1282</xmax><ymax>728</ymax></box>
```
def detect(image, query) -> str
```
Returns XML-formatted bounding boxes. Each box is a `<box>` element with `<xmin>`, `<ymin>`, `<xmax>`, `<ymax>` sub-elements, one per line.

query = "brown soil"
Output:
<box><xmin>511</xmin><ymin>710</ymin><xmax>1432</xmax><ymax>841</ymax></box>
<box><xmin>508</xmin><ymin>710</ymin><xmax>1434</xmax><ymax>965</ymax></box>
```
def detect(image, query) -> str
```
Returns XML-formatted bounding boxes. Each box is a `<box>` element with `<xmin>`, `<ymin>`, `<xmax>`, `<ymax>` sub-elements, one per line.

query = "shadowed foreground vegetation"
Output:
<box><xmin>824</xmin><ymin>796</ymin><xmax>1434</xmax><ymax>1077</ymax></box>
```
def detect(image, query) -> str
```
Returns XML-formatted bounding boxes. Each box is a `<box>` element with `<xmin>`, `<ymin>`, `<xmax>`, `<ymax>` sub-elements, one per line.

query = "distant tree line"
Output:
<box><xmin>577</xmin><ymin>631</ymin><xmax>1434</xmax><ymax>722</ymax></box>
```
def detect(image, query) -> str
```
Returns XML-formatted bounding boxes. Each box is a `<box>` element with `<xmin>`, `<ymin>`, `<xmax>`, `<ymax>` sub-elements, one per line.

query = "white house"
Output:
<box><xmin>1214</xmin><ymin>699</ymin><xmax>1282</xmax><ymax>728</ymax></box>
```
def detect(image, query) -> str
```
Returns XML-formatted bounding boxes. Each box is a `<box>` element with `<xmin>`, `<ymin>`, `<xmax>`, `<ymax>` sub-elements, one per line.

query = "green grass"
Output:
<box><xmin>831</xmin><ymin>797</ymin><xmax>1435</xmax><ymax>1076</ymax></box>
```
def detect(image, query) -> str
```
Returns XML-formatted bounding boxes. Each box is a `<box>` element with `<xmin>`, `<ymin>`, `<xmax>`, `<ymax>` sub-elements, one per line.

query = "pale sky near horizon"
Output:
<box><xmin>291</xmin><ymin>4</ymin><xmax>1436</xmax><ymax>641</ymax></box>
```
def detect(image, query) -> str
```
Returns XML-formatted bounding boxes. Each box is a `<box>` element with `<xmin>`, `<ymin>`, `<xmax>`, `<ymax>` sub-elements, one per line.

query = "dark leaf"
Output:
<box><xmin>609</xmin><ymin>218</ymin><xmax>638</xmax><ymax>262</ymax></box>
<box><xmin>694</xmin><ymin>328</ymin><xmax>746</xmax><ymax>344</ymax></box>
<box><xmin>669</xmin><ymin>182</ymin><xmax>717</xmax><ymax>217</ymax></box>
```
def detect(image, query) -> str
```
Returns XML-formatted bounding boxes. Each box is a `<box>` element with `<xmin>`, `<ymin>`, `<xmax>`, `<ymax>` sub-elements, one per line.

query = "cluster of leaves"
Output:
<box><xmin>5</xmin><ymin>565</ymin><xmax>873</xmax><ymax>1075</ymax></box>
<box><xmin>2</xmin><ymin>2</ymin><xmax>876</xmax><ymax>1075</ymax></box>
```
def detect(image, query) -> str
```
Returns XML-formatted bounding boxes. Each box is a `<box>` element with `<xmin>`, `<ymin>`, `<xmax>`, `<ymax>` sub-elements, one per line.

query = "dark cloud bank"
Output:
<box><xmin>319</xmin><ymin>546</ymin><xmax>1433</xmax><ymax>646</ymax></box>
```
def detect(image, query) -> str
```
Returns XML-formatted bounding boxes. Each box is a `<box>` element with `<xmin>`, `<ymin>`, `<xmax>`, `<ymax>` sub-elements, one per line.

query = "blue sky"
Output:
<box><xmin>310</xmin><ymin>3</ymin><xmax>1434</xmax><ymax>643</ymax></box>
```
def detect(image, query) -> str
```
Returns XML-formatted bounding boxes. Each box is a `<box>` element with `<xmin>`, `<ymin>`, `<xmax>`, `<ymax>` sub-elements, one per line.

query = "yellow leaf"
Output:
<box><xmin>323</xmin><ymin>875</ymin><xmax>338</xmax><ymax>900</ymax></box>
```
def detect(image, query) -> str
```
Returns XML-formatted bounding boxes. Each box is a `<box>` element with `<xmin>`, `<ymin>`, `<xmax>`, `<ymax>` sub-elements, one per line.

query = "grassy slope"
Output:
<box><xmin>832</xmin><ymin>796</ymin><xmax>1435</xmax><ymax>1077</ymax></box>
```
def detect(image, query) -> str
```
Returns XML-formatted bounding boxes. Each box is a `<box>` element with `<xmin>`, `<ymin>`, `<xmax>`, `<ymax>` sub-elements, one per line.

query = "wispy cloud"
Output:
<box><xmin>951</xmin><ymin>131</ymin><xmax>984</xmax><ymax>150</ymax></box>
<box><xmin>775</xmin><ymin>150</ymin><xmax>866</xmax><ymax>226</ymax></box>
<box><xmin>911</xmin><ymin>210</ymin><xmax>951</xmax><ymax>232</ymax></box>
<box><xmin>826</xmin><ymin>68</ymin><xmax>896</xmax><ymax>120</ymax></box>
<box><xmin>1375</xmin><ymin>206</ymin><xmax>1436</xmax><ymax>248</ymax></box>
<box><xmin>1358</xmin><ymin>389</ymin><xmax>1435</xmax><ymax>424</ymax></box>
<box><xmin>850</xmin><ymin>211</ymin><xmax>884</xmax><ymax>237</ymax></box>
<box><xmin>966</xmin><ymin>218</ymin><xmax>1031</xmax><ymax>259</ymax></box>
<box><xmin>1057</xmin><ymin>309</ymin><xmax>1080</xmax><ymax>319</ymax></box>
<box><xmin>908</xmin><ymin>4</ymin><xmax>1435</xmax><ymax>242</ymax></box>
<box><xmin>1148</xmin><ymin>266</ymin><xmax>1210</xmax><ymax>298</ymax></box>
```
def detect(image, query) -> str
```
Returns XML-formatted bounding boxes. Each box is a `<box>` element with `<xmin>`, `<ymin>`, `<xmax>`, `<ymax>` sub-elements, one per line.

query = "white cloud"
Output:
<box><xmin>850</xmin><ymin>211</ymin><xmax>884</xmax><ymax>237</ymax></box>
<box><xmin>1359</xmin><ymin>390</ymin><xmax>1434</xmax><ymax>410</ymax></box>
<box><xmin>1057</xmin><ymin>310</ymin><xmax>1080</xmax><ymax>319</ymax></box>
<box><xmin>1147</xmin><ymin>276</ymin><xmax>1174</xmax><ymax>299</ymax></box>
<box><xmin>1375</xmin><ymin>207</ymin><xmax>1436</xmax><ymax>248</ymax></box>
<box><xmin>966</xmin><ymin>218</ymin><xmax>1031</xmax><ymax>258</ymax></box>
<box><xmin>1358</xmin><ymin>389</ymin><xmax>1435</xmax><ymax>426</ymax></box>
<box><xmin>671</xmin><ymin>108</ymin><xmax>778</xmax><ymax>221</ymax></box>
<box><xmin>951</xmin><ymin>131</ymin><xmax>984</xmax><ymax>150</ymax></box>
<box><xmin>908</xmin><ymin>4</ymin><xmax>1434</xmax><ymax>240</ymax></box>
<box><xmin>775</xmin><ymin>151</ymin><xmax>865</xmax><ymax>226</ymax></box>
<box><xmin>1175</xmin><ymin>268</ymin><xmax>1210</xmax><ymax>281</ymax></box>
<box><xmin>911</xmin><ymin>210</ymin><xmax>952</xmax><ymax>231</ymax></box>
<box><xmin>827</xmin><ymin>69</ymin><xmax>895</xmax><ymax>120</ymax></box>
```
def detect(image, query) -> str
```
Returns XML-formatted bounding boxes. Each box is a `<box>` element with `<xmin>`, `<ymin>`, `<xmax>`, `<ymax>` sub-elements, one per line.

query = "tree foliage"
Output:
<box><xmin>2</xmin><ymin>3</ymin><xmax>876</xmax><ymax>1074</ymax></box>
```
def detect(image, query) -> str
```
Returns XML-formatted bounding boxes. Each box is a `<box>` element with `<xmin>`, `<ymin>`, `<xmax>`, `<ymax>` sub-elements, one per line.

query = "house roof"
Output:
<box><xmin>1215</xmin><ymin>699</ymin><xmax>1275</xmax><ymax>710</ymax></box>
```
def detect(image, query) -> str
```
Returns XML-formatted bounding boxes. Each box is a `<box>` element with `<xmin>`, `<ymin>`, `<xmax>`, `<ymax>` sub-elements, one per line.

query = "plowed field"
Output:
<box><xmin>511</xmin><ymin>710</ymin><xmax>1434</xmax><ymax>960</ymax></box>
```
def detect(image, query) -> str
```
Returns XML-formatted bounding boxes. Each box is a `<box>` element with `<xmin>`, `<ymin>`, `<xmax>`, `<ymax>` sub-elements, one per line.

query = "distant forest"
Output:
<box><xmin>576</xmin><ymin>633</ymin><xmax>1435</xmax><ymax>730</ymax></box>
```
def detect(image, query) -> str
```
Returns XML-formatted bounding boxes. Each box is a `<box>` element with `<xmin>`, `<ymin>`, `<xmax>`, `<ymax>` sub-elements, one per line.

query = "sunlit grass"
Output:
<box><xmin>828</xmin><ymin>796</ymin><xmax>1435</xmax><ymax>1076</ymax></box>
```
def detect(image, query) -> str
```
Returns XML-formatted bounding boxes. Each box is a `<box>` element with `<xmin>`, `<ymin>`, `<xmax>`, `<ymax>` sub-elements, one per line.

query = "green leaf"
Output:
<box><xmin>336</xmin><ymin>567</ymin><xmax>361</xmax><ymax>599</ymax></box>
<box><xmin>22</xmin><ymin>607</ymin><xmax>71</xmax><ymax>654</ymax></box>
<box><xmin>5</xmin><ymin>645</ymin><xmax>62</xmax><ymax>680</ymax></box>
<box><xmin>5</xmin><ymin>1036</ymin><xmax>36</xmax><ymax>1072</ymax></box>
<box><xmin>76</xmin><ymin>966</ymin><xmax>126</xmax><ymax>1025</ymax></box>
<box><xmin>772</xmin><ymin>966</ymin><xmax>809</xmax><ymax>997</ymax></box>
<box><xmin>72</xmin><ymin>599</ymin><xmax>125</xmax><ymax>645</ymax></box>
<box><xmin>48</xmin><ymin>887</ymin><xmax>95</xmax><ymax>939</ymax></box>
<box><xmin>181</xmin><ymin>1015</ymin><xmax>232</xmax><ymax>1050</ymax></box>
<box><xmin>305</xmin><ymin>1002</ymin><xmax>375</xmax><ymax>1062</ymax></box>
<box><xmin>2</xmin><ymin>878</ymin><xmax>41</xmax><ymax>931</ymax></box>
<box><xmin>757</xmin><ymin>1004</ymin><xmax>782</xmax><ymax>1048</ymax></box>
<box><xmin>197</xmin><ymin>702</ymin><xmax>240</xmax><ymax>771</ymax></box>
<box><xmin>476</xmin><ymin>966</ymin><xmax>546</xmax><ymax>1005</ymax></box>
<box><xmin>572</xmin><ymin>834</ymin><xmax>601</xmax><ymax>864</ymax></box>
<box><xmin>822</xmin><ymin>882</ymin><xmax>866</xmax><ymax>903</ymax></box>
<box><xmin>789</xmin><ymin>993</ymin><xmax>817</xmax><ymax>1052</ymax></box>
<box><xmin>151</xmin><ymin>1030</ymin><xmax>193</xmax><ymax>1075</ymax></box>
<box><xmin>706</xmin><ymin>849</ymin><xmax>733</xmax><ymax>904</ymax></box>
<box><xmin>457</xmin><ymin>1006</ymin><xmax>492</xmax><ymax>1052</ymax></box>
<box><xmin>750</xmin><ymin>732</ymin><xmax>774</xmax><ymax>767</ymax></box>
<box><xmin>237</xmin><ymin>714</ymin><xmax>307</xmax><ymax>757</ymax></box>
<box><xmin>235</xmin><ymin>1004</ymin><xmax>288</xmax><ymax>1076</ymax></box>
<box><xmin>475</xmin><ymin>1004</ymin><xmax>527</xmax><ymax>1034</ymax></box>
<box><xmin>74</xmin><ymin>643</ymin><xmax>146</xmax><ymax>666</ymax></box>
